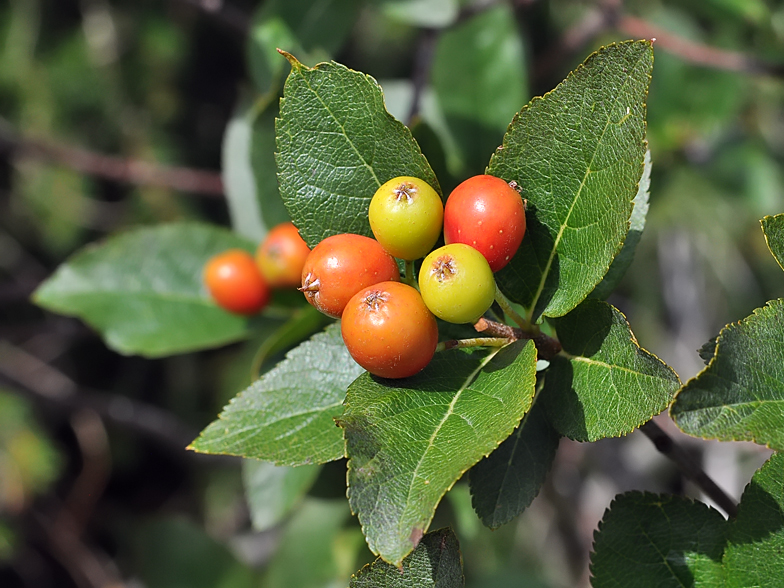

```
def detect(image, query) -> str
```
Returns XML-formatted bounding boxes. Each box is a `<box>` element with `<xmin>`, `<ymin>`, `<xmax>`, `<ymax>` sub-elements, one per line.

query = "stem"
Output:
<box><xmin>474</xmin><ymin>317</ymin><xmax>562</xmax><ymax>360</ymax></box>
<box><xmin>436</xmin><ymin>337</ymin><xmax>512</xmax><ymax>352</ymax></box>
<box><xmin>494</xmin><ymin>284</ymin><xmax>534</xmax><ymax>332</ymax></box>
<box><xmin>403</xmin><ymin>259</ymin><xmax>418</xmax><ymax>288</ymax></box>
<box><xmin>640</xmin><ymin>420</ymin><xmax>738</xmax><ymax>518</ymax></box>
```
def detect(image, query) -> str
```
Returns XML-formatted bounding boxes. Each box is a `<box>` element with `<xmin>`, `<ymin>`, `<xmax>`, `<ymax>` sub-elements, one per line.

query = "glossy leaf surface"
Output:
<box><xmin>190</xmin><ymin>324</ymin><xmax>364</xmax><ymax>465</ymax></box>
<box><xmin>490</xmin><ymin>41</ymin><xmax>652</xmax><ymax>319</ymax></box>
<box><xmin>33</xmin><ymin>223</ymin><xmax>255</xmax><ymax>357</ymax></box>
<box><xmin>338</xmin><ymin>340</ymin><xmax>537</xmax><ymax>565</ymax></box>
<box><xmin>542</xmin><ymin>299</ymin><xmax>680</xmax><ymax>441</ymax></box>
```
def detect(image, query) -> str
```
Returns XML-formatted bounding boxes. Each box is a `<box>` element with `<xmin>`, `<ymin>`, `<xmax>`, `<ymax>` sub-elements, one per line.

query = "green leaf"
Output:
<box><xmin>223</xmin><ymin>95</ymin><xmax>267</xmax><ymax>242</ymax></box>
<box><xmin>468</xmin><ymin>401</ymin><xmax>560</xmax><ymax>530</ymax></box>
<box><xmin>247</xmin><ymin>15</ymin><xmax>301</xmax><ymax>96</ymax></box>
<box><xmin>276</xmin><ymin>53</ymin><xmax>441</xmax><ymax>247</ymax></box>
<box><xmin>350</xmin><ymin>527</ymin><xmax>464</xmax><ymax>588</ymax></box>
<box><xmin>761</xmin><ymin>213</ymin><xmax>784</xmax><ymax>272</ymax></box>
<box><xmin>590</xmin><ymin>148</ymin><xmax>652</xmax><ymax>300</ymax></box>
<box><xmin>589</xmin><ymin>492</ymin><xmax>727</xmax><ymax>588</ymax></box>
<box><xmin>337</xmin><ymin>340</ymin><xmax>537</xmax><ymax>565</ymax></box>
<box><xmin>242</xmin><ymin>460</ymin><xmax>321</xmax><ymax>531</ymax></box>
<box><xmin>542</xmin><ymin>299</ymin><xmax>680</xmax><ymax>442</ymax></box>
<box><xmin>670</xmin><ymin>299</ymin><xmax>784</xmax><ymax>450</ymax></box>
<box><xmin>33</xmin><ymin>223</ymin><xmax>255</xmax><ymax>357</ymax></box>
<box><xmin>432</xmin><ymin>4</ymin><xmax>528</xmax><ymax>133</ymax></box>
<box><xmin>190</xmin><ymin>324</ymin><xmax>364</xmax><ymax>465</ymax></box>
<box><xmin>489</xmin><ymin>40</ymin><xmax>652</xmax><ymax>320</ymax></box>
<box><xmin>724</xmin><ymin>451</ymin><xmax>784</xmax><ymax>587</ymax></box>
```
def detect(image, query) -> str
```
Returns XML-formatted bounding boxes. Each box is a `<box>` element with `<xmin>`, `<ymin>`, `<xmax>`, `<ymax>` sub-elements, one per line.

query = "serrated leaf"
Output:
<box><xmin>223</xmin><ymin>96</ymin><xmax>267</xmax><ymax>242</ymax></box>
<box><xmin>670</xmin><ymin>299</ymin><xmax>784</xmax><ymax>450</ymax></box>
<box><xmin>590</xmin><ymin>148</ymin><xmax>652</xmax><ymax>300</ymax></box>
<box><xmin>242</xmin><ymin>460</ymin><xmax>321</xmax><ymax>531</ymax></box>
<box><xmin>190</xmin><ymin>324</ymin><xmax>364</xmax><ymax>465</ymax></box>
<box><xmin>589</xmin><ymin>492</ymin><xmax>727</xmax><ymax>588</ymax></box>
<box><xmin>350</xmin><ymin>528</ymin><xmax>464</xmax><ymax>588</ymax></box>
<box><xmin>33</xmin><ymin>223</ymin><xmax>255</xmax><ymax>357</ymax></box>
<box><xmin>724</xmin><ymin>451</ymin><xmax>784</xmax><ymax>587</ymax></box>
<box><xmin>468</xmin><ymin>401</ymin><xmax>559</xmax><ymax>530</ymax></box>
<box><xmin>337</xmin><ymin>340</ymin><xmax>537</xmax><ymax>565</ymax></box>
<box><xmin>276</xmin><ymin>54</ymin><xmax>440</xmax><ymax>247</ymax></box>
<box><xmin>489</xmin><ymin>40</ymin><xmax>652</xmax><ymax>320</ymax></box>
<box><xmin>698</xmin><ymin>336</ymin><xmax>718</xmax><ymax>366</ymax></box>
<box><xmin>761</xmin><ymin>213</ymin><xmax>784</xmax><ymax>271</ymax></box>
<box><xmin>542</xmin><ymin>299</ymin><xmax>680</xmax><ymax>442</ymax></box>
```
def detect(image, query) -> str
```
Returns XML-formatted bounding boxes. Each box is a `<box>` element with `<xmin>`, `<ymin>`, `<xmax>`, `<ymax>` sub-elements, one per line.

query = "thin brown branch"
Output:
<box><xmin>0</xmin><ymin>123</ymin><xmax>224</xmax><ymax>196</ymax></box>
<box><xmin>618</xmin><ymin>16</ymin><xmax>784</xmax><ymax>77</ymax></box>
<box><xmin>474</xmin><ymin>317</ymin><xmax>562</xmax><ymax>360</ymax></box>
<box><xmin>640</xmin><ymin>420</ymin><xmax>738</xmax><ymax>518</ymax></box>
<box><xmin>0</xmin><ymin>341</ymin><xmax>230</xmax><ymax>462</ymax></box>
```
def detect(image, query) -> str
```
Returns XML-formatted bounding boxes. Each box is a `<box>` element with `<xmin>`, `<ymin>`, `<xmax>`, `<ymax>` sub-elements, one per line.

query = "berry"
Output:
<box><xmin>419</xmin><ymin>243</ymin><xmax>495</xmax><ymax>324</ymax></box>
<box><xmin>204</xmin><ymin>249</ymin><xmax>271</xmax><ymax>315</ymax></box>
<box><xmin>443</xmin><ymin>174</ymin><xmax>526</xmax><ymax>272</ymax></box>
<box><xmin>256</xmin><ymin>222</ymin><xmax>311</xmax><ymax>288</ymax></box>
<box><xmin>341</xmin><ymin>281</ymin><xmax>438</xmax><ymax>379</ymax></box>
<box><xmin>368</xmin><ymin>176</ymin><xmax>443</xmax><ymax>260</ymax></box>
<box><xmin>300</xmin><ymin>233</ymin><xmax>399</xmax><ymax>318</ymax></box>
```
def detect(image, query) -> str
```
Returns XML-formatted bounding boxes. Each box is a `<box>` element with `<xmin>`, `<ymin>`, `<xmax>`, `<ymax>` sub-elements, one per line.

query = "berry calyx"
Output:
<box><xmin>341</xmin><ymin>281</ymin><xmax>438</xmax><ymax>379</ymax></box>
<box><xmin>369</xmin><ymin>176</ymin><xmax>443</xmax><ymax>261</ymax></box>
<box><xmin>256</xmin><ymin>222</ymin><xmax>311</xmax><ymax>288</ymax></box>
<box><xmin>419</xmin><ymin>243</ymin><xmax>495</xmax><ymax>324</ymax></box>
<box><xmin>300</xmin><ymin>233</ymin><xmax>399</xmax><ymax>318</ymax></box>
<box><xmin>204</xmin><ymin>249</ymin><xmax>271</xmax><ymax>315</ymax></box>
<box><xmin>443</xmin><ymin>174</ymin><xmax>526</xmax><ymax>272</ymax></box>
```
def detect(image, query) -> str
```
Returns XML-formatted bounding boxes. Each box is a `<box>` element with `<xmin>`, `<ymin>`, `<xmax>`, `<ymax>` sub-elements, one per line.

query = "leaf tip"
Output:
<box><xmin>277</xmin><ymin>48</ymin><xmax>302</xmax><ymax>70</ymax></box>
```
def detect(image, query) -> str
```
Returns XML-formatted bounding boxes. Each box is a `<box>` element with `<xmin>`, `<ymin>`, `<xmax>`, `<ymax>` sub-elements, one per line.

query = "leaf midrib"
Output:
<box><xmin>296</xmin><ymin>66</ymin><xmax>382</xmax><ymax>189</ymax></box>
<box><xmin>527</xmin><ymin>52</ymin><xmax>646</xmax><ymax>317</ymax></box>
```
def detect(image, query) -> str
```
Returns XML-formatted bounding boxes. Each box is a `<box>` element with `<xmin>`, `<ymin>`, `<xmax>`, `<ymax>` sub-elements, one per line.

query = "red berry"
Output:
<box><xmin>443</xmin><ymin>175</ymin><xmax>526</xmax><ymax>272</ymax></box>
<box><xmin>341</xmin><ymin>281</ymin><xmax>438</xmax><ymax>379</ymax></box>
<box><xmin>300</xmin><ymin>233</ymin><xmax>399</xmax><ymax>318</ymax></box>
<box><xmin>256</xmin><ymin>222</ymin><xmax>311</xmax><ymax>288</ymax></box>
<box><xmin>204</xmin><ymin>249</ymin><xmax>271</xmax><ymax>315</ymax></box>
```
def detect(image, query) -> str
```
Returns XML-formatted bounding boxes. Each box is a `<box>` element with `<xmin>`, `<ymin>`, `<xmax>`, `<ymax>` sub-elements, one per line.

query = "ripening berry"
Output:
<box><xmin>300</xmin><ymin>233</ymin><xmax>399</xmax><ymax>318</ymax></box>
<box><xmin>256</xmin><ymin>222</ymin><xmax>311</xmax><ymax>288</ymax></box>
<box><xmin>419</xmin><ymin>243</ymin><xmax>496</xmax><ymax>324</ymax></box>
<box><xmin>443</xmin><ymin>174</ymin><xmax>526</xmax><ymax>272</ymax></box>
<box><xmin>341</xmin><ymin>281</ymin><xmax>438</xmax><ymax>379</ymax></box>
<box><xmin>368</xmin><ymin>176</ymin><xmax>443</xmax><ymax>260</ymax></box>
<box><xmin>204</xmin><ymin>249</ymin><xmax>271</xmax><ymax>315</ymax></box>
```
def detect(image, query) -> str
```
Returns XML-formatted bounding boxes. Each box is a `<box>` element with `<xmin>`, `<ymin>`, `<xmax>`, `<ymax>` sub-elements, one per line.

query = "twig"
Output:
<box><xmin>618</xmin><ymin>16</ymin><xmax>784</xmax><ymax>77</ymax></box>
<box><xmin>640</xmin><ymin>420</ymin><xmax>738</xmax><ymax>518</ymax></box>
<box><xmin>0</xmin><ymin>341</ymin><xmax>229</xmax><ymax>462</ymax></box>
<box><xmin>0</xmin><ymin>122</ymin><xmax>224</xmax><ymax>196</ymax></box>
<box><xmin>474</xmin><ymin>317</ymin><xmax>562</xmax><ymax>360</ymax></box>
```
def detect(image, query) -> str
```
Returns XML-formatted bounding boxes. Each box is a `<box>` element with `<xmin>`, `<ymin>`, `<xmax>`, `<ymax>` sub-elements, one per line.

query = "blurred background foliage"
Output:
<box><xmin>0</xmin><ymin>0</ymin><xmax>781</xmax><ymax>586</ymax></box>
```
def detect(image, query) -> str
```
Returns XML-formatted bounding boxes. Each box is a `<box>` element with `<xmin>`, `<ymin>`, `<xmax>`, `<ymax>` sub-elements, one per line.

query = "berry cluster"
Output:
<box><xmin>300</xmin><ymin>174</ymin><xmax>526</xmax><ymax>379</ymax></box>
<box><xmin>203</xmin><ymin>221</ymin><xmax>311</xmax><ymax>315</ymax></box>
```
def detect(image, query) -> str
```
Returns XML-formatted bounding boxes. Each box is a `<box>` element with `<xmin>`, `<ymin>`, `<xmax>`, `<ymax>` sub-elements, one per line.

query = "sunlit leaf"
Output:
<box><xmin>190</xmin><ymin>324</ymin><xmax>364</xmax><ymax>465</ymax></box>
<box><xmin>490</xmin><ymin>41</ymin><xmax>652</xmax><ymax>320</ymax></box>
<box><xmin>338</xmin><ymin>340</ymin><xmax>537</xmax><ymax>565</ymax></box>
<box><xmin>276</xmin><ymin>53</ymin><xmax>440</xmax><ymax>247</ymax></box>
<box><xmin>671</xmin><ymin>299</ymin><xmax>784</xmax><ymax>450</ymax></box>
<box><xmin>542</xmin><ymin>299</ymin><xmax>680</xmax><ymax>441</ymax></box>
